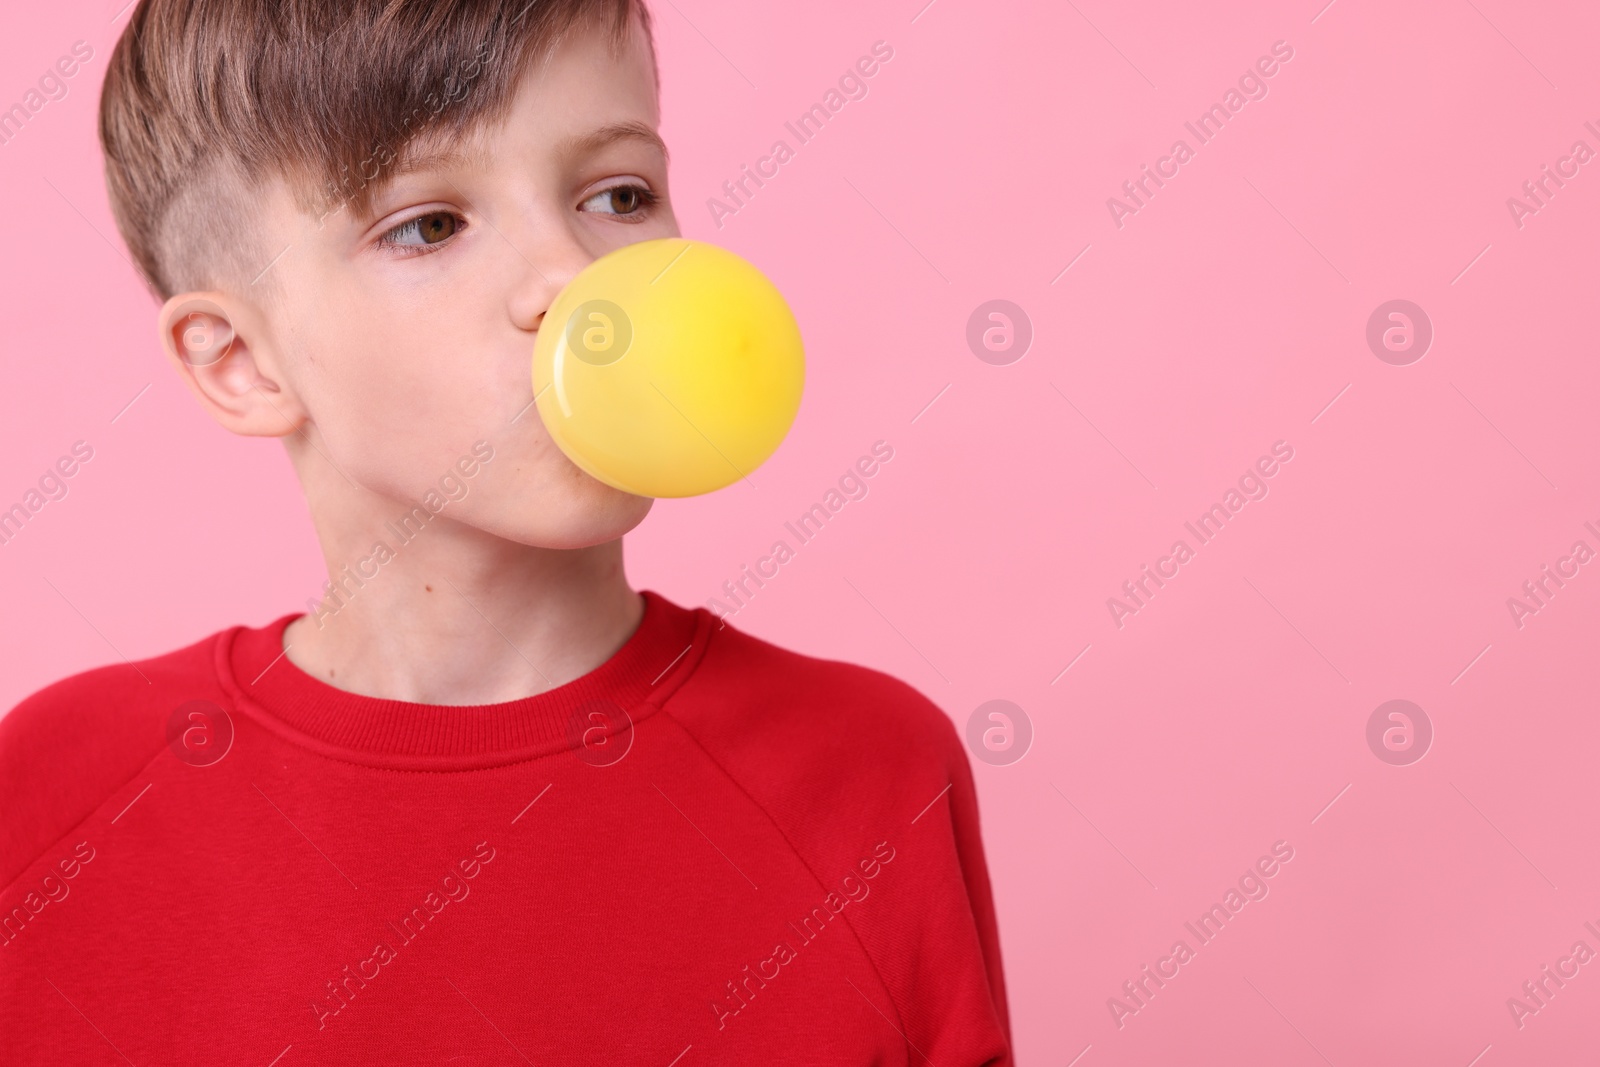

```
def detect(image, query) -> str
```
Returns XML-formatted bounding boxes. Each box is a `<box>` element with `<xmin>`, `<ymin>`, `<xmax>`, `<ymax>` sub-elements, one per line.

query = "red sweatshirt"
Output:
<box><xmin>0</xmin><ymin>590</ymin><xmax>1011</xmax><ymax>1065</ymax></box>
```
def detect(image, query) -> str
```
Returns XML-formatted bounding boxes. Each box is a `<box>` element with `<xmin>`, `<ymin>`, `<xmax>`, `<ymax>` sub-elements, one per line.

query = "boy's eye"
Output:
<box><xmin>582</xmin><ymin>184</ymin><xmax>657</xmax><ymax>218</ymax></box>
<box><xmin>380</xmin><ymin>211</ymin><xmax>462</xmax><ymax>250</ymax></box>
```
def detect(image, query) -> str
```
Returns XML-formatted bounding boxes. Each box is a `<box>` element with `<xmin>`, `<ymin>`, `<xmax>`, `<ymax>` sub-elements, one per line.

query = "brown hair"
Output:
<box><xmin>99</xmin><ymin>0</ymin><xmax>654</xmax><ymax>300</ymax></box>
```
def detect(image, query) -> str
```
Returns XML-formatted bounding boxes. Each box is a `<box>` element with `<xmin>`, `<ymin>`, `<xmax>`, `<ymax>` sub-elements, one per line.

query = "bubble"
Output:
<box><xmin>565</xmin><ymin>299</ymin><xmax>633</xmax><ymax>367</ymax></box>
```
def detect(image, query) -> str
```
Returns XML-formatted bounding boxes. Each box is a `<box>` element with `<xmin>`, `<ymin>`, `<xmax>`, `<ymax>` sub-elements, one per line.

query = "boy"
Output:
<box><xmin>0</xmin><ymin>1</ymin><xmax>1012</xmax><ymax>1063</ymax></box>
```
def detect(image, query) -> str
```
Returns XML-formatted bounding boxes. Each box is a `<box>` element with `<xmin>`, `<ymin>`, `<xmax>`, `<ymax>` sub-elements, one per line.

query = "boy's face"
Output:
<box><xmin>183</xmin><ymin>16</ymin><xmax>674</xmax><ymax>549</ymax></box>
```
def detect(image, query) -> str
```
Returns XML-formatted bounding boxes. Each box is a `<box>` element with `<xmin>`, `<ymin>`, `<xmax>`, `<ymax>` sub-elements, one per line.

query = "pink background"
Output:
<box><xmin>4</xmin><ymin>0</ymin><xmax>1600</xmax><ymax>1061</ymax></box>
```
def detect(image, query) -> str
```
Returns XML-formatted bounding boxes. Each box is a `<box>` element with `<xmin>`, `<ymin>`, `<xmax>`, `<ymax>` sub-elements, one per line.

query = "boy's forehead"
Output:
<box><xmin>272</xmin><ymin>34</ymin><xmax>664</xmax><ymax>237</ymax></box>
<box><xmin>351</xmin><ymin>25</ymin><xmax>659</xmax><ymax>207</ymax></box>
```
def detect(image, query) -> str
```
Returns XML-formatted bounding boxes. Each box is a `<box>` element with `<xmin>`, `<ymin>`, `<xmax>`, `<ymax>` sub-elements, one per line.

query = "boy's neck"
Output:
<box><xmin>281</xmin><ymin>450</ymin><xmax>645</xmax><ymax>705</ymax></box>
<box><xmin>284</xmin><ymin>539</ymin><xmax>643</xmax><ymax>705</ymax></box>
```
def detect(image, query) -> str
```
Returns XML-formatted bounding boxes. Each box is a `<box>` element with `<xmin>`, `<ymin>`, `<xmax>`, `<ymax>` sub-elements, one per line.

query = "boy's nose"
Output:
<box><xmin>506</xmin><ymin>230</ymin><xmax>594</xmax><ymax>333</ymax></box>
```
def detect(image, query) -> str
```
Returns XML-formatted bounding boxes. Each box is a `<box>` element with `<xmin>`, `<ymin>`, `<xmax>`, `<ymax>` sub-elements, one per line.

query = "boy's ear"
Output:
<box><xmin>157</xmin><ymin>292</ymin><xmax>307</xmax><ymax>437</ymax></box>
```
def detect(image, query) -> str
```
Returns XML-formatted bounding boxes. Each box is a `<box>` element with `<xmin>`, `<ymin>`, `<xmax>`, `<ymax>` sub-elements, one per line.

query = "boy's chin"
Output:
<box><xmin>505</xmin><ymin>485</ymin><xmax>656</xmax><ymax>550</ymax></box>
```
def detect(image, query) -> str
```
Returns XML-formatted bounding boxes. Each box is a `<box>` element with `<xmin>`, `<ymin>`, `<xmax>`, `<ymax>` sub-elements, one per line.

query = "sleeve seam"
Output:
<box><xmin>655</xmin><ymin>701</ymin><xmax>918</xmax><ymax>1058</ymax></box>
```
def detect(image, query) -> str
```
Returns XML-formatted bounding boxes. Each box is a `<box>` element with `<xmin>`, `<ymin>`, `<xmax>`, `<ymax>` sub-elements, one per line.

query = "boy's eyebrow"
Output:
<box><xmin>393</xmin><ymin>119</ymin><xmax>669</xmax><ymax>179</ymax></box>
<box><xmin>554</xmin><ymin>120</ymin><xmax>671</xmax><ymax>167</ymax></box>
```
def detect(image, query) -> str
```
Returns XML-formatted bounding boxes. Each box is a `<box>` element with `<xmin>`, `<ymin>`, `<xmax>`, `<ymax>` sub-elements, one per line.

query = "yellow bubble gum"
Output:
<box><xmin>532</xmin><ymin>238</ymin><xmax>805</xmax><ymax>498</ymax></box>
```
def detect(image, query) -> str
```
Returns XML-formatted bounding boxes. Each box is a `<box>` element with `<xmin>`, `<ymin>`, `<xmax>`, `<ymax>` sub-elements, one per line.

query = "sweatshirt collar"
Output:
<box><xmin>216</xmin><ymin>589</ymin><xmax>711</xmax><ymax>771</ymax></box>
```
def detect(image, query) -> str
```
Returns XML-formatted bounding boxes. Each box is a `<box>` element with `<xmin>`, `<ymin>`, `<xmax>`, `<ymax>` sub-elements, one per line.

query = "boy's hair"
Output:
<box><xmin>99</xmin><ymin>0</ymin><xmax>654</xmax><ymax>302</ymax></box>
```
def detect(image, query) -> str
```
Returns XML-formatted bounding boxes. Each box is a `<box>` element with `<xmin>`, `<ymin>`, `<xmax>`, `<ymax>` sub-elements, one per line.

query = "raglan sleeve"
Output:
<box><xmin>944</xmin><ymin>725</ymin><xmax>1014</xmax><ymax>1063</ymax></box>
<box><xmin>657</xmin><ymin>628</ymin><xmax>1015</xmax><ymax>1065</ymax></box>
<box><xmin>0</xmin><ymin>642</ymin><xmax>216</xmax><ymax>889</ymax></box>
<box><xmin>862</xmin><ymin>680</ymin><xmax>1015</xmax><ymax>1066</ymax></box>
